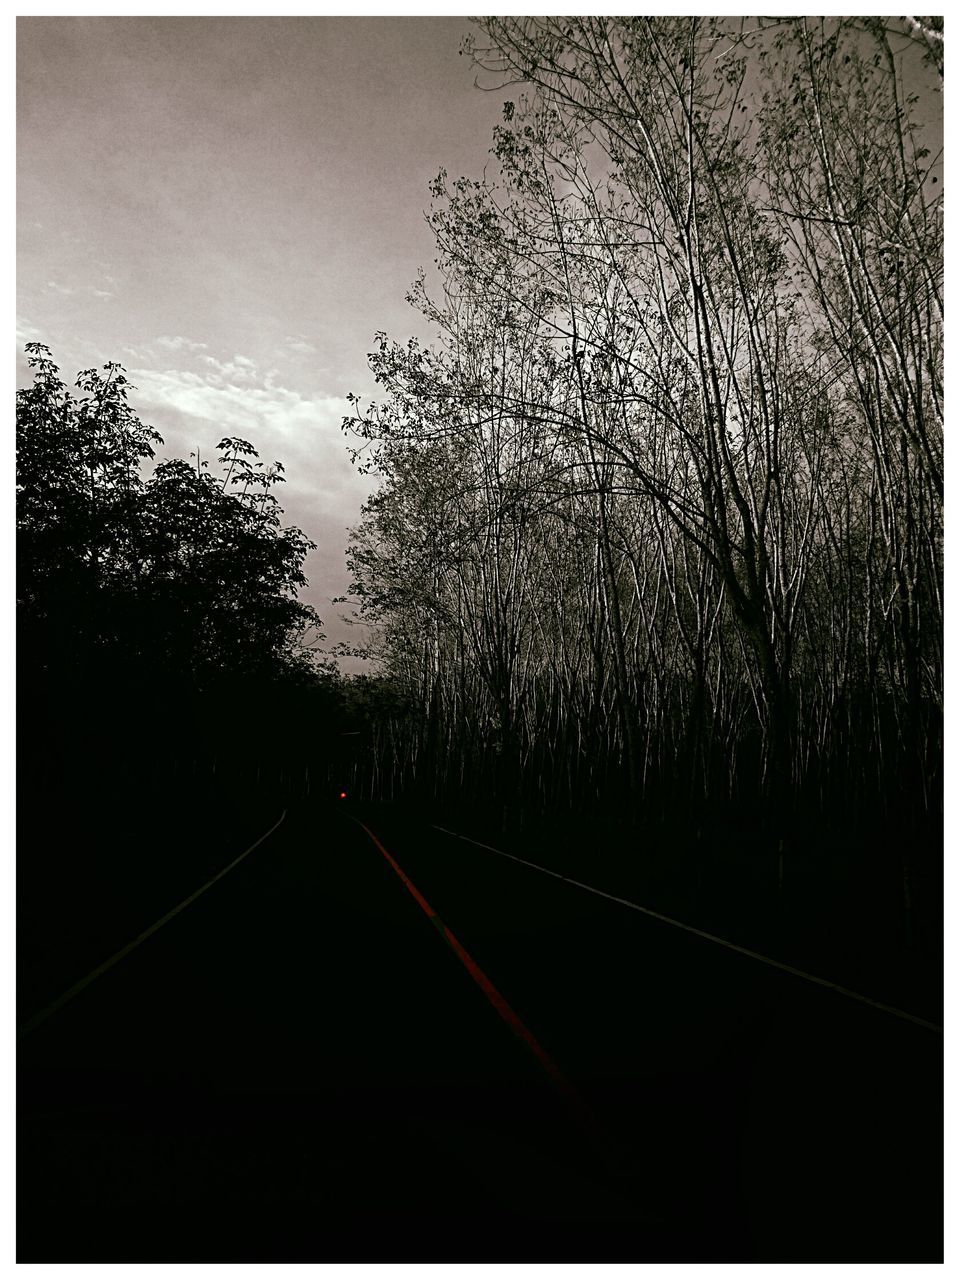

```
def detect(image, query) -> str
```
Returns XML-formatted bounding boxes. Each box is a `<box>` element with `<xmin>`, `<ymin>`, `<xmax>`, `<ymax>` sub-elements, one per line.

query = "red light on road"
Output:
<box><xmin>339</xmin><ymin>791</ymin><xmax>347</xmax><ymax>799</ymax></box>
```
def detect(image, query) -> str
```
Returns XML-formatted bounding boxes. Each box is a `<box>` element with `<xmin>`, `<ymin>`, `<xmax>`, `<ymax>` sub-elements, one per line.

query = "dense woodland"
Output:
<box><xmin>18</xmin><ymin>16</ymin><xmax>942</xmax><ymax>994</ymax></box>
<box><xmin>340</xmin><ymin>18</ymin><xmax>942</xmax><ymax>941</ymax></box>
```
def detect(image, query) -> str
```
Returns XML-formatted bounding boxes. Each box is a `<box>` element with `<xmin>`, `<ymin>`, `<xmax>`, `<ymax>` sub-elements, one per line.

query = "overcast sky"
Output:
<box><xmin>17</xmin><ymin>16</ymin><xmax>506</xmax><ymax>669</ymax></box>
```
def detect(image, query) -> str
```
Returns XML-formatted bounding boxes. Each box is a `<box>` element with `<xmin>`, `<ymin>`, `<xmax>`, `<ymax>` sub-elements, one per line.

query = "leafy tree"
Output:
<box><xmin>17</xmin><ymin>345</ymin><xmax>355</xmax><ymax>1010</ymax></box>
<box><xmin>17</xmin><ymin>343</ymin><xmax>323</xmax><ymax>692</ymax></box>
<box><xmin>342</xmin><ymin>11</ymin><xmax>942</xmax><ymax>909</ymax></box>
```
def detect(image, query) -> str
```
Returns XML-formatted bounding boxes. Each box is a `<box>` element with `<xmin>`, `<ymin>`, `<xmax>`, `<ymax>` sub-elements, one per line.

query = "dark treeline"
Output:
<box><xmin>19</xmin><ymin>343</ymin><xmax>325</xmax><ymax>791</ymax></box>
<box><xmin>16</xmin><ymin>344</ymin><xmax>392</xmax><ymax>1005</ymax></box>
<box><xmin>341</xmin><ymin>18</ymin><xmax>942</xmax><ymax>962</ymax></box>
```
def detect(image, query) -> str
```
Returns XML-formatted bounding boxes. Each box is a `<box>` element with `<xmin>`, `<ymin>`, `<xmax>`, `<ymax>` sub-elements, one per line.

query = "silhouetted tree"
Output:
<box><xmin>17</xmin><ymin>340</ymin><xmax>343</xmax><ymax>855</ymax></box>
<box><xmin>17</xmin><ymin>344</ymin><xmax>323</xmax><ymax>693</ymax></box>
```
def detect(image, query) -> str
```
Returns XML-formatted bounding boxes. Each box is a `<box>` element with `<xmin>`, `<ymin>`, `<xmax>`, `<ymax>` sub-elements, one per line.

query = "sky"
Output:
<box><xmin>17</xmin><ymin>16</ymin><xmax>507</xmax><ymax>670</ymax></box>
<box><xmin>15</xmin><ymin>14</ymin><xmax>946</xmax><ymax>677</ymax></box>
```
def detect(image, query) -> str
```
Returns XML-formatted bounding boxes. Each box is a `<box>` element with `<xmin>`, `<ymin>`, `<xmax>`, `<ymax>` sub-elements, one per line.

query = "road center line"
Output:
<box><xmin>18</xmin><ymin>810</ymin><xmax>288</xmax><ymax>1041</ymax></box>
<box><xmin>431</xmin><ymin>824</ymin><xmax>942</xmax><ymax>1035</ymax></box>
<box><xmin>353</xmin><ymin>819</ymin><xmax>592</xmax><ymax>1121</ymax></box>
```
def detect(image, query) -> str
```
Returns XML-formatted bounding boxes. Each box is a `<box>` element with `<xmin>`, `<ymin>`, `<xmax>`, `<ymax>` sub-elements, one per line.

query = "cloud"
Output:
<box><xmin>89</xmin><ymin>264</ymin><xmax>119</xmax><ymax>300</ymax></box>
<box><xmin>128</xmin><ymin>360</ymin><xmax>362</xmax><ymax>501</ymax></box>
<box><xmin>133</xmin><ymin>364</ymin><xmax>348</xmax><ymax>440</ymax></box>
<box><xmin>155</xmin><ymin>335</ymin><xmax>208</xmax><ymax>354</ymax></box>
<box><xmin>46</xmin><ymin>281</ymin><xmax>73</xmax><ymax>295</ymax></box>
<box><xmin>200</xmin><ymin>353</ymin><xmax>260</xmax><ymax>384</ymax></box>
<box><xmin>283</xmin><ymin>336</ymin><xmax>317</xmax><ymax>357</ymax></box>
<box><xmin>16</xmin><ymin>316</ymin><xmax>44</xmax><ymax>346</ymax></box>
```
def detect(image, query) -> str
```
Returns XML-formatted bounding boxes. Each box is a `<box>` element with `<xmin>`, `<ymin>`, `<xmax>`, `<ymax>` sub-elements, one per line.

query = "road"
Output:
<box><xmin>18</xmin><ymin>798</ymin><xmax>942</xmax><ymax>1262</ymax></box>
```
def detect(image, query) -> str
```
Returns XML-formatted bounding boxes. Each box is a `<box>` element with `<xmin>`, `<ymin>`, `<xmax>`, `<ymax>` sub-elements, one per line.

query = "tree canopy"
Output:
<box><xmin>17</xmin><ymin>343</ymin><xmax>325</xmax><ymax>692</ymax></box>
<box><xmin>343</xmin><ymin>17</ymin><xmax>942</xmax><ymax>835</ymax></box>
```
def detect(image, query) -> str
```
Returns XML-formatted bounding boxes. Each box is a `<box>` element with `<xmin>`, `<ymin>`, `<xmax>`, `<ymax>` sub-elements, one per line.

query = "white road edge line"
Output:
<box><xmin>431</xmin><ymin>824</ymin><xmax>942</xmax><ymax>1035</ymax></box>
<box><xmin>18</xmin><ymin>809</ymin><xmax>288</xmax><ymax>1041</ymax></box>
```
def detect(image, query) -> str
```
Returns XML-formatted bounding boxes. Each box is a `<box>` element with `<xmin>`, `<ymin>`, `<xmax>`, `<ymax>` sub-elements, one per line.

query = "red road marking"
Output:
<box><xmin>355</xmin><ymin>820</ymin><xmax>589</xmax><ymax>1118</ymax></box>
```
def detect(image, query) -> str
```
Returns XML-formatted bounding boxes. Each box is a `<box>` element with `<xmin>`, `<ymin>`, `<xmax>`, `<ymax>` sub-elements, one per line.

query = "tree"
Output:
<box><xmin>17</xmin><ymin>343</ymin><xmax>323</xmax><ymax>692</ymax></box>
<box><xmin>343</xmin><ymin>16</ymin><xmax>941</xmax><ymax>871</ymax></box>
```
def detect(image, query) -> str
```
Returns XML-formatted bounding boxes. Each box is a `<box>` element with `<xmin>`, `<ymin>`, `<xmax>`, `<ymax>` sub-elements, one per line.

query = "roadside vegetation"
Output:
<box><xmin>340</xmin><ymin>17</ymin><xmax>942</xmax><ymax>995</ymax></box>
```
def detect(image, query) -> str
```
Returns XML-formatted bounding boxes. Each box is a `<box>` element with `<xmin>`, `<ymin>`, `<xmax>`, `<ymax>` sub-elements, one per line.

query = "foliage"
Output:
<box><xmin>342</xmin><ymin>17</ymin><xmax>942</xmax><ymax>854</ymax></box>
<box><xmin>17</xmin><ymin>343</ymin><xmax>324</xmax><ymax>690</ymax></box>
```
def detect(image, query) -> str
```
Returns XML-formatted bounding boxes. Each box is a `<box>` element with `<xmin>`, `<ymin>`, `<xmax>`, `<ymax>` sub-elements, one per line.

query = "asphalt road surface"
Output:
<box><xmin>18</xmin><ymin>798</ymin><xmax>942</xmax><ymax>1262</ymax></box>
